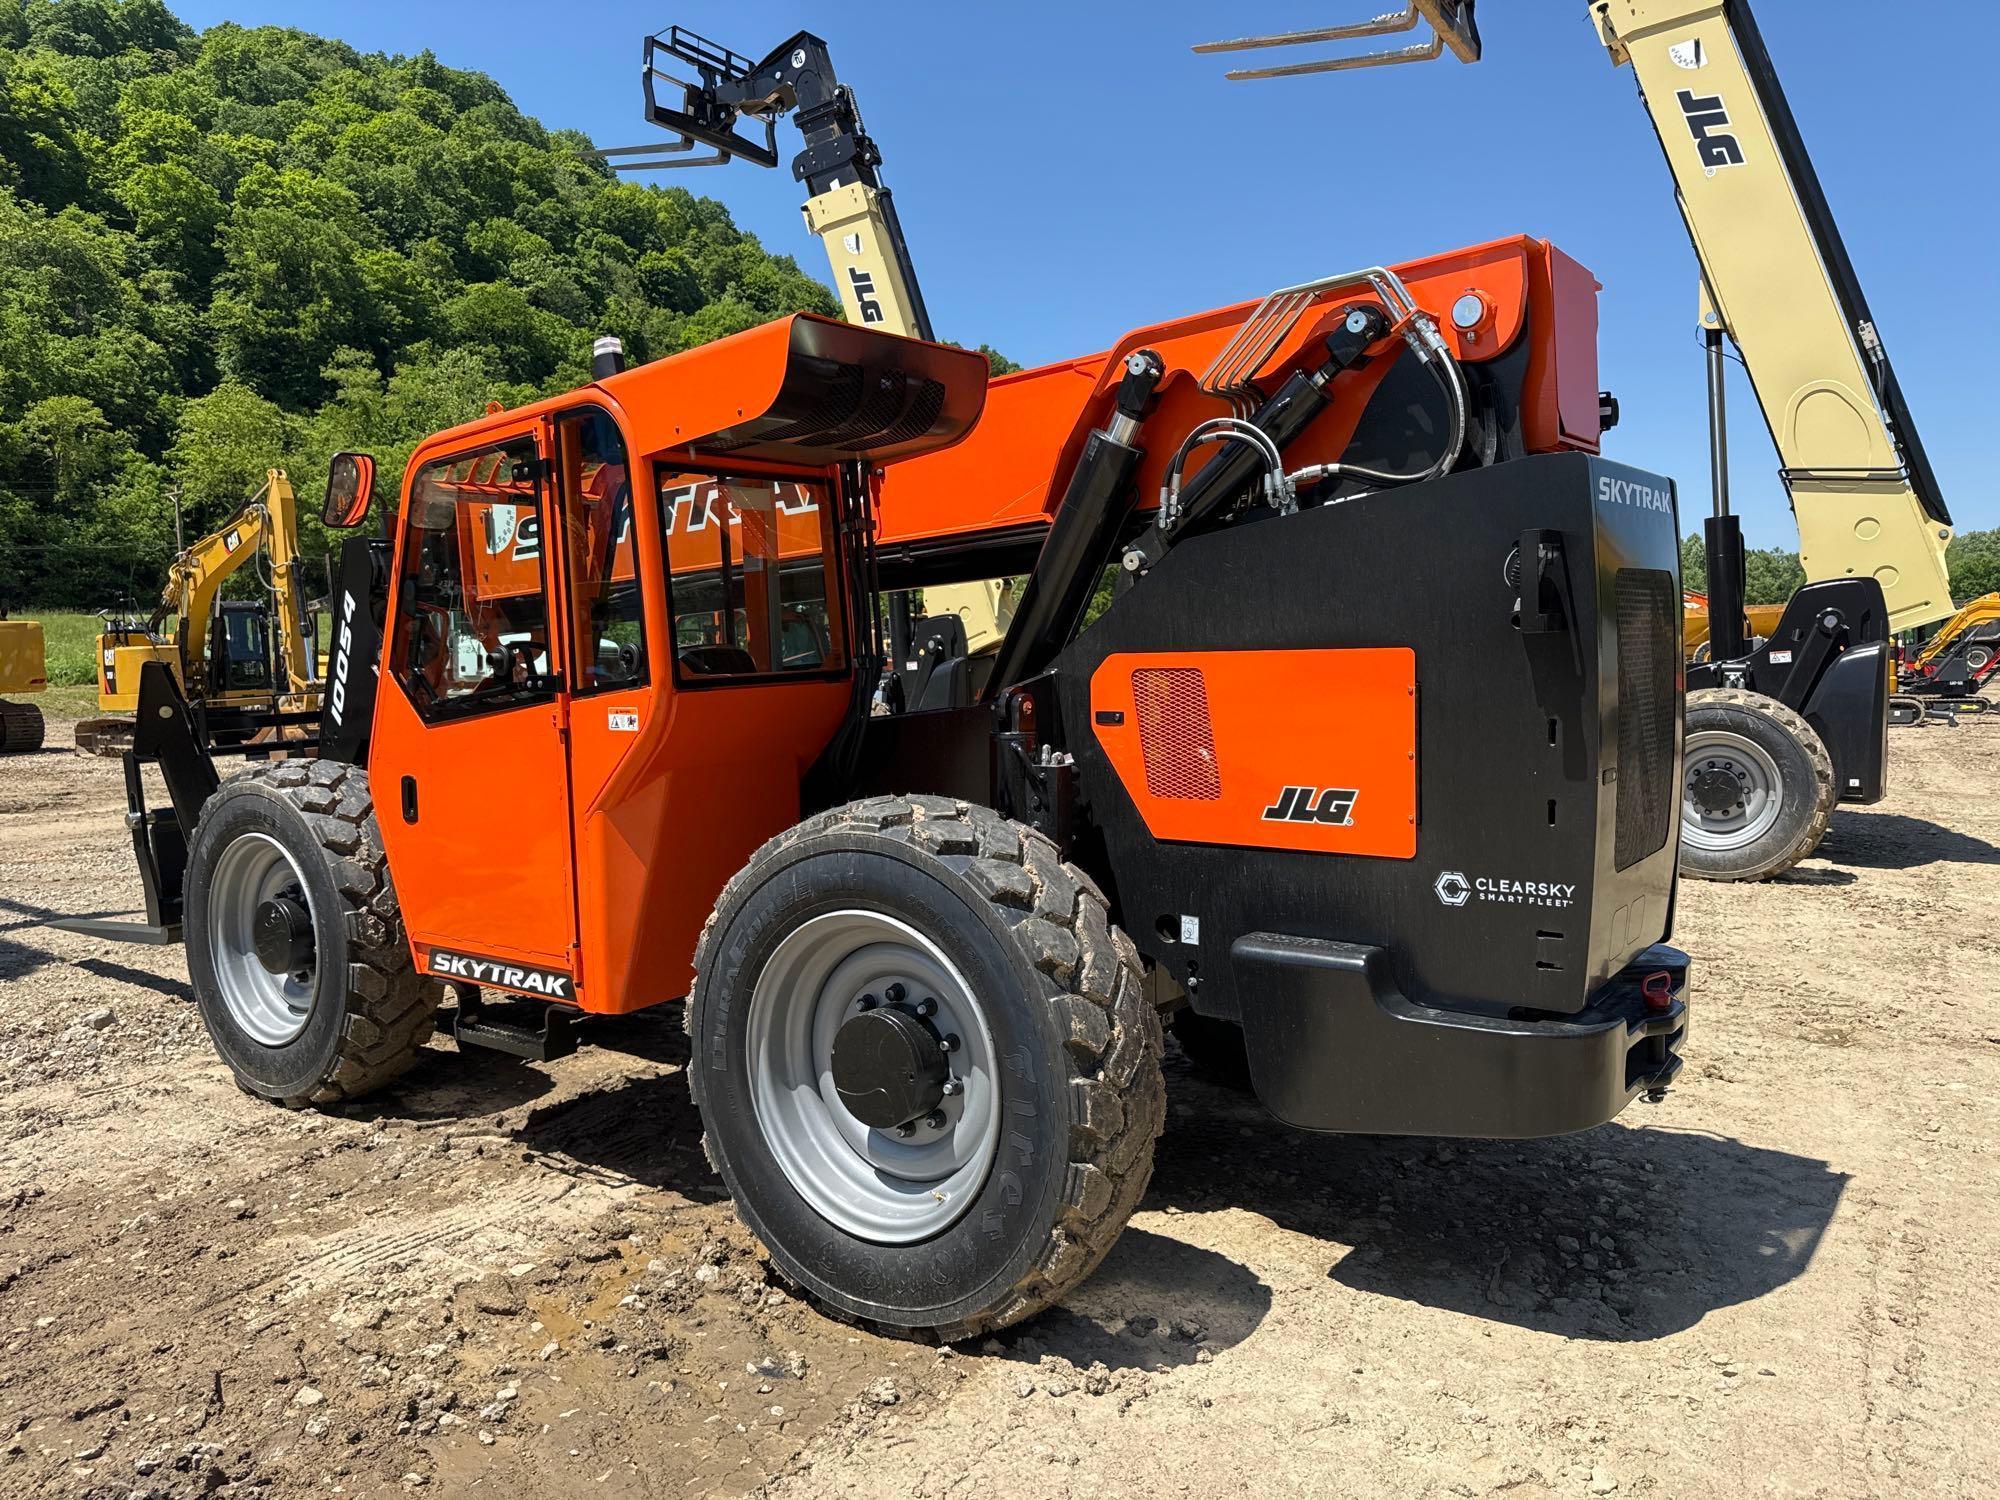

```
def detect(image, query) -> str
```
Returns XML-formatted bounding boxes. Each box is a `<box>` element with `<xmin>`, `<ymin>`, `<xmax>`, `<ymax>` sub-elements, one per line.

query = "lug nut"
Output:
<box><xmin>915</xmin><ymin>996</ymin><xmax>938</xmax><ymax>1018</ymax></box>
<box><xmin>885</xmin><ymin>982</ymin><xmax>907</xmax><ymax>1005</ymax></box>
<box><xmin>941</xmin><ymin>1033</ymin><xmax>961</xmax><ymax>1053</ymax></box>
<box><xmin>923</xmin><ymin>1110</ymin><xmax>947</xmax><ymax>1130</ymax></box>
<box><xmin>895</xmin><ymin>1122</ymin><xmax>916</xmax><ymax>1138</ymax></box>
<box><xmin>940</xmin><ymin>1077</ymin><xmax>963</xmax><ymax>1097</ymax></box>
<box><xmin>856</xmin><ymin>993</ymin><xmax>877</xmax><ymax>1011</ymax></box>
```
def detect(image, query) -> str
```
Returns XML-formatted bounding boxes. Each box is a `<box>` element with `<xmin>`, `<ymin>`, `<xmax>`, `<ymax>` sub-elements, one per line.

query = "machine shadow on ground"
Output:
<box><xmin>1818</xmin><ymin>809</ymin><xmax>2000</xmax><ymax>869</ymax></box>
<box><xmin>1147</xmin><ymin>1062</ymin><xmax>1847</xmax><ymax>1344</ymax></box>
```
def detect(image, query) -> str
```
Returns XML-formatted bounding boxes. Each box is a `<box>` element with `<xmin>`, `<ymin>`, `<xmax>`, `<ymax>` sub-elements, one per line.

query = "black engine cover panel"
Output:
<box><xmin>1057</xmin><ymin>452</ymin><xmax>1685</xmax><ymax>1029</ymax></box>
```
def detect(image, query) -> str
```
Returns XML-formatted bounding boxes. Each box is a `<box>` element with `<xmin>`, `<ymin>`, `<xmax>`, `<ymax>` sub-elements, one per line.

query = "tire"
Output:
<box><xmin>687</xmin><ymin>794</ymin><xmax>1164</xmax><ymax>1341</ymax></box>
<box><xmin>1680</xmin><ymin>687</ymin><xmax>1835</xmax><ymax>882</ymax></box>
<box><xmin>0</xmin><ymin>700</ymin><xmax>43</xmax><ymax>754</ymax></box>
<box><xmin>1965</xmin><ymin>644</ymin><xmax>1995</xmax><ymax>672</ymax></box>
<box><xmin>1169</xmin><ymin>1009</ymin><xmax>1253</xmax><ymax>1091</ymax></box>
<box><xmin>184</xmin><ymin>759</ymin><xmax>439</xmax><ymax>1107</ymax></box>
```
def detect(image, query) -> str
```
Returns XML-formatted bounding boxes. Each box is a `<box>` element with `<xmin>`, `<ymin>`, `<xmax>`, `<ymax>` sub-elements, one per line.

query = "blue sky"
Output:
<box><xmin>172</xmin><ymin>1</ymin><xmax>2000</xmax><ymax>545</ymax></box>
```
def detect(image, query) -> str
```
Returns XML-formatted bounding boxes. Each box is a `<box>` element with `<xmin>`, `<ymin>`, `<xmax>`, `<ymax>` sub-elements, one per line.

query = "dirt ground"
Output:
<box><xmin>2</xmin><ymin>705</ymin><xmax>1996</xmax><ymax>1500</ymax></box>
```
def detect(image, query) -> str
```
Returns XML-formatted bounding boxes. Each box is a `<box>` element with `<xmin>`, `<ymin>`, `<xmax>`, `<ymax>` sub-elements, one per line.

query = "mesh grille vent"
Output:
<box><xmin>1615</xmin><ymin>568</ymin><xmax>1680</xmax><ymax>870</ymax></box>
<box><xmin>1133</xmin><ymin>668</ymin><xmax>1222</xmax><ymax>801</ymax></box>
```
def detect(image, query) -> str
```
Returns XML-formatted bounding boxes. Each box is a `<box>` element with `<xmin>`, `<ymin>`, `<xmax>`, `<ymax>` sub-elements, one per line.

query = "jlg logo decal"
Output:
<box><xmin>1677</xmin><ymin>89</ymin><xmax>1745</xmax><ymax>173</ymax></box>
<box><xmin>428</xmin><ymin>949</ymin><xmax>573</xmax><ymax>1000</ymax></box>
<box><xmin>846</xmin><ymin>266</ymin><xmax>884</xmax><ymax>324</ymax></box>
<box><xmin>1261</xmin><ymin>786</ymin><xmax>1358</xmax><ymax>826</ymax></box>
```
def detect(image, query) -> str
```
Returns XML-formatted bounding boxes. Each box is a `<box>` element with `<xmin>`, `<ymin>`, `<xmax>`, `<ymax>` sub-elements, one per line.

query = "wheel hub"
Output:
<box><xmin>252</xmin><ymin>895</ymin><xmax>314</xmax><ymax>976</ymax></box>
<box><xmin>1689</xmin><ymin>764</ymin><xmax>1747</xmax><ymax>818</ymax></box>
<box><xmin>830</xmin><ymin>1004</ymin><xmax>949</xmax><ymax>1129</ymax></box>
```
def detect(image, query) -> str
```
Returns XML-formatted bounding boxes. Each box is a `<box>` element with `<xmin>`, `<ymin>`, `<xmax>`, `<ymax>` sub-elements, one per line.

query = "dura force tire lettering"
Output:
<box><xmin>685</xmin><ymin>794</ymin><xmax>1164</xmax><ymax>1340</ymax></box>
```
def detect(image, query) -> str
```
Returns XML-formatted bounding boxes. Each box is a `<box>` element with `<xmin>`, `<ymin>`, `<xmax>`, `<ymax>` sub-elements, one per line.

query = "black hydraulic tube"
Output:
<box><xmin>982</xmin><ymin>350</ymin><xmax>1166</xmax><ymax>698</ymax></box>
<box><xmin>1703</xmin><ymin>326</ymin><xmax>1749</xmax><ymax>662</ymax></box>
<box><xmin>1166</xmin><ymin>305</ymin><xmax>1391</xmax><ymax>541</ymax></box>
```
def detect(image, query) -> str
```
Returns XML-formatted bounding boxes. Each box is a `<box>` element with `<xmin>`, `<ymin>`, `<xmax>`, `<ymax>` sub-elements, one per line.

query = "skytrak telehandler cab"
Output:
<box><xmin>67</xmin><ymin>242</ymin><xmax>1691</xmax><ymax>1335</ymax></box>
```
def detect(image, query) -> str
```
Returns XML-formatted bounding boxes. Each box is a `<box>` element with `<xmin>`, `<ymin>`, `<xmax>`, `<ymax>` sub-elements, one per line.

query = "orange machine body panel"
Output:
<box><xmin>370</xmin><ymin>315</ymin><xmax>989</xmax><ymax>1013</ymax></box>
<box><xmin>1089</xmin><ymin>649</ymin><xmax>1419</xmax><ymax>859</ymax></box>
<box><xmin>878</xmin><ymin>235</ymin><xmax>1601</xmax><ymax>553</ymax></box>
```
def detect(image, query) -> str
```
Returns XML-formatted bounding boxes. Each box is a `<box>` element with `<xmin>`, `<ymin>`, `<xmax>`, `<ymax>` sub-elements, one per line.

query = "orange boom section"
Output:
<box><xmin>876</xmin><ymin>235</ymin><xmax>1603</xmax><ymax>549</ymax></box>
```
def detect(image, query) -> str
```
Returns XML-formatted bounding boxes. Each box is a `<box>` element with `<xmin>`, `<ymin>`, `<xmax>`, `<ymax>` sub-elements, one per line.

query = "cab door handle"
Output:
<box><xmin>401</xmin><ymin>775</ymin><xmax>418</xmax><ymax>824</ymax></box>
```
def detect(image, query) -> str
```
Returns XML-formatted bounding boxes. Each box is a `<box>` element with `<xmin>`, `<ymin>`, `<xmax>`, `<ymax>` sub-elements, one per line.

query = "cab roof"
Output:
<box><xmin>416</xmin><ymin>313</ymin><xmax>989</xmax><ymax>472</ymax></box>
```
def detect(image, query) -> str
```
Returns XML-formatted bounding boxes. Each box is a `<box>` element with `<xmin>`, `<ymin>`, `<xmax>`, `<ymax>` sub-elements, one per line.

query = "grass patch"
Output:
<box><xmin>19</xmin><ymin>611</ymin><xmax>104</xmax><ymax>688</ymax></box>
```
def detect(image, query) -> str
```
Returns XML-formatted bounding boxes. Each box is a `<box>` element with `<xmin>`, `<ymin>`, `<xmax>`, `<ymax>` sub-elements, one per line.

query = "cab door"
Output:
<box><xmin>371</xmin><ymin>423</ymin><xmax>579</xmax><ymax>997</ymax></box>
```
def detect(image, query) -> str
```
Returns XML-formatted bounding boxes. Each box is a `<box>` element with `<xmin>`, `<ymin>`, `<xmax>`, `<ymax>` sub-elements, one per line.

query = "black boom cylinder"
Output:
<box><xmin>1170</xmin><ymin>305</ymin><xmax>1392</xmax><ymax>540</ymax></box>
<box><xmin>983</xmin><ymin>351</ymin><xmax>1166</xmax><ymax>696</ymax></box>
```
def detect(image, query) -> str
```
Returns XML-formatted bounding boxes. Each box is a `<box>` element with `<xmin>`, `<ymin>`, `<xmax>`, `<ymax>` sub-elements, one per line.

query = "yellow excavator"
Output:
<box><xmin>1895</xmin><ymin>591</ymin><xmax>1998</xmax><ymax>716</ymax></box>
<box><xmin>1201</xmin><ymin>0</ymin><xmax>1963</xmax><ymax>881</ymax></box>
<box><xmin>76</xmin><ymin>469</ymin><xmax>322</xmax><ymax>757</ymax></box>
<box><xmin>0</xmin><ymin>609</ymin><xmax>48</xmax><ymax>754</ymax></box>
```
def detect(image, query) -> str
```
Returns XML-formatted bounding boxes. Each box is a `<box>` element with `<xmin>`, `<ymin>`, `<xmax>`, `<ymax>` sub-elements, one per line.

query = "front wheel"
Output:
<box><xmin>1680</xmin><ymin>688</ymin><xmax>1836</xmax><ymax>882</ymax></box>
<box><xmin>688</xmin><ymin>795</ymin><xmax>1164</xmax><ymax>1340</ymax></box>
<box><xmin>185</xmin><ymin>760</ymin><xmax>440</xmax><ymax>1107</ymax></box>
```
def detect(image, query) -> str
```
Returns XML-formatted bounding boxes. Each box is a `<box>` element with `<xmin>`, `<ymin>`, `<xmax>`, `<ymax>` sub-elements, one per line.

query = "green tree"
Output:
<box><xmin>1945</xmin><ymin>528</ymin><xmax>2000</xmax><ymax>603</ymax></box>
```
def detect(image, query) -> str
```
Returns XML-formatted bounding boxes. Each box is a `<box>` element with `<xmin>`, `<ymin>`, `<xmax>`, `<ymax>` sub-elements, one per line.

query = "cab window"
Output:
<box><xmin>394</xmin><ymin>435</ymin><xmax>556</xmax><ymax>720</ymax></box>
<box><xmin>656</xmin><ymin>470</ymin><xmax>845</xmax><ymax>682</ymax></box>
<box><xmin>555</xmin><ymin>409</ymin><xmax>644</xmax><ymax>695</ymax></box>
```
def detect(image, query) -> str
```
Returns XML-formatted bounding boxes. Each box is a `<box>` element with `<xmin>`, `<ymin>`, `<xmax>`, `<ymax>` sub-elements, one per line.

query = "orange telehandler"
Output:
<box><xmin>60</xmin><ymin>28</ymin><xmax>1691</xmax><ymax>1341</ymax></box>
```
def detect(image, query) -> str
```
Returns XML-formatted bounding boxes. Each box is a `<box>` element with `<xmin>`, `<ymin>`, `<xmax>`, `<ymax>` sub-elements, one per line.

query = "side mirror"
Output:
<box><xmin>324</xmin><ymin>452</ymin><xmax>377</xmax><ymax>529</ymax></box>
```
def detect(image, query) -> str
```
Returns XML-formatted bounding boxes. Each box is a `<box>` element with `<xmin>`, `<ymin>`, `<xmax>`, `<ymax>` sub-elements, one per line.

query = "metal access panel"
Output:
<box><xmin>1088</xmin><ymin>649</ymin><xmax>1418</xmax><ymax>859</ymax></box>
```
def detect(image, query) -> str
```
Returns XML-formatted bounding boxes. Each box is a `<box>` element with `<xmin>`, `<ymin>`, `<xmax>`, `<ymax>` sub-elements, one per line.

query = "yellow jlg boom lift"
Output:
<box><xmin>1199</xmin><ymin>0</ymin><xmax>1961</xmax><ymax>880</ymax></box>
<box><xmin>77</xmin><ymin>468</ymin><xmax>322</xmax><ymax>756</ymax></box>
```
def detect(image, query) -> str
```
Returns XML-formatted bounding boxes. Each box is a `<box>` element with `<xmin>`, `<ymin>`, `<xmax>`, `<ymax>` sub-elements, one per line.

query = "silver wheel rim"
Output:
<box><xmin>746</xmin><ymin>910</ymin><xmax>1000</xmax><ymax>1244</ymax></box>
<box><xmin>1966</xmin><ymin>646</ymin><xmax>1993</xmax><ymax>670</ymax></box>
<box><xmin>208</xmin><ymin>832</ymin><xmax>317</xmax><ymax>1046</ymax></box>
<box><xmin>1683</xmin><ymin>729</ymin><xmax>1785</xmax><ymax>852</ymax></box>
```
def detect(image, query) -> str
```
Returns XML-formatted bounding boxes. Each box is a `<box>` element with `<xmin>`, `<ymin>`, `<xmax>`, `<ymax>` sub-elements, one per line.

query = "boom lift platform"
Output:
<box><xmin>61</xmin><ymin>25</ymin><xmax>1693</xmax><ymax>1341</ymax></box>
<box><xmin>1201</xmin><ymin>0</ymin><xmax>1957</xmax><ymax>880</ymax></box>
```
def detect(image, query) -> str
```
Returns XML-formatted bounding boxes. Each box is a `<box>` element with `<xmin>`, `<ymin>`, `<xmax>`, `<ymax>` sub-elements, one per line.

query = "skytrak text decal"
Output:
<box><xmin>428</xmin><ymin>949</ymin><xmax>574</xmax><ymax>1000</ymax></box>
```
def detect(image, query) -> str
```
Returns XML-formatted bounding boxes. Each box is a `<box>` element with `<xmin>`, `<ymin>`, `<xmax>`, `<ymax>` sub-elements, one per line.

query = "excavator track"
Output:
<box><xmin>74</xmin><ymin>716</ymin><xmax>136</xmax><ymax>758</ymax></box>
<box><xmin>0</xmin><ymin>699</ymin><xmax>45</xmax><ymax>755</ymax></box>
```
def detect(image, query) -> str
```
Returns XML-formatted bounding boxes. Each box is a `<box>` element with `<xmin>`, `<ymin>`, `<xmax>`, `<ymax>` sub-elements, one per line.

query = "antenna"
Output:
<box><xmin>1194</xmin><ymin>1</ymin><xmax>1481</xmax><ymax>80</ymax></box>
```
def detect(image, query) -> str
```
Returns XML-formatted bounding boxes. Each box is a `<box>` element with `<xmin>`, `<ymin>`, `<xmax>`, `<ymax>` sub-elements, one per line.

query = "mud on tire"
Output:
<box><xmin>687</xmin><ymin>794</ymin><xmax>1165</xmax><ymax>1341</ymax></box>
<box><xmin>185</xmin><ymin>759</ymin><xmax>438</xmax><ymax>1107</ymax></box>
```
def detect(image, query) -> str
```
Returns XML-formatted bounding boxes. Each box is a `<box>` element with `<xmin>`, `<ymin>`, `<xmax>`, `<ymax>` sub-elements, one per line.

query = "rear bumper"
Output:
<box><xmin>1232</xmin><ymin>935</ymin><xmax>1688</xmax><ymax>1139</ymax></box>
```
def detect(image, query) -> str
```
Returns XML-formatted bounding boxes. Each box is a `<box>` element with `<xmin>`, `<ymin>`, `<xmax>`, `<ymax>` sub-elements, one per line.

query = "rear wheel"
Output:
<box><xmin>185</xmin><ymin>760</ymin><xmax>439</xmax><ymax>1106</ymax></box>
<box><xmin>688</xmin><ymin>794</ymin><xmax>1164</xmax><ymax>1340</ymax></box>
<box><xmin>1680</xmin><ymin>687</ymin><xmax>1835</xmax><ymax>882</ymax></box>
<box><xmin>0</xmin><ymin>700</ymin><xmax>43</xmax><ymax>754</ymax></box>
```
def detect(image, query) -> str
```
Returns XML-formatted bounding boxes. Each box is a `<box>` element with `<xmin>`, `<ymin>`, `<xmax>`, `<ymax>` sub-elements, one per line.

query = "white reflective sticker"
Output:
<box><xmin>1669</xmin><ymin>38</ymin><xmax>1706</xmax><ymax>69</ymax></box>
<box><xmin>608</xmin><ymin>710</ymin><xmax>639</xmax><ymax>733</ymax></box>
<box><xmin>1179</xmin><ymin>915</ymin><xmax>1201</xmax><ymax>946</ymax></box>
<box><xmin>1770</xmin><ymin>650</ymin><xmax>1794</xmax><ymax>664</ymax></box>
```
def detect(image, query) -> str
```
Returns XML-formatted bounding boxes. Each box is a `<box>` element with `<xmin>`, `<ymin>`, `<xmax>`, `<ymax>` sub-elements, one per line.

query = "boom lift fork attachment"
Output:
<box><xmin>1194</xmin><ymin>1</ymin><xmax>1481</xmax><ymax>78</ymax></box>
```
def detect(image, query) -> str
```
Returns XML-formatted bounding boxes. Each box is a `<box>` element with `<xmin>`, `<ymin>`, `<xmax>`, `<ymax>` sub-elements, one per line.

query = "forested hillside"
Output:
<box><xmin>1</xmin><ymin>2</ymin><xmax>1993</xmax><ymax>616</ymax></box>
<box><xmin>0</xmin><ymin>0</ymin><xmax>842</xmax><ymax>608</ymax></box>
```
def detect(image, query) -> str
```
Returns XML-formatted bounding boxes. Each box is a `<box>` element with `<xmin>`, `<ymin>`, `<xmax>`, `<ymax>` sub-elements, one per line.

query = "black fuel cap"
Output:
<box><xmin>831</xmin><ymin>1006</ymin><xmax>948</xmax><ymax>1129</ymax></box>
